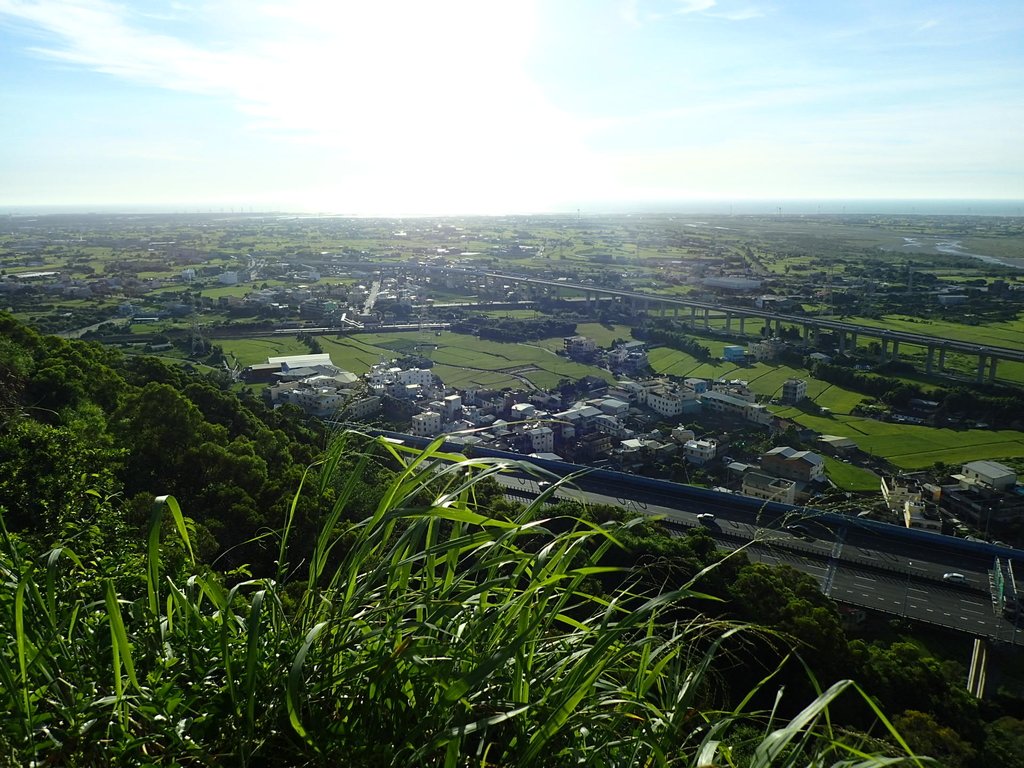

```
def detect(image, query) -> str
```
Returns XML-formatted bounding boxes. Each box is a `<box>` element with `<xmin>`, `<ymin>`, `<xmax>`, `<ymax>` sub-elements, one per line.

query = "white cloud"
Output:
<box><xmin>672</xmin><ymin>0</ymin><xmax>717</xmax><ymax>14</ymax></box>
<box><xmin>710</xmin><ymin>6</ymin><xmax>765</xmax><ymax>21</ymax></box>
<box><xmin>620</xmin><ymin>0</ymin><xmax>765</xmax><ymax>27</ymax></box>
<box><xmin>0</xmin><ymin>0</ymin><xmax>601</xmax><ymax>212</ymax></box>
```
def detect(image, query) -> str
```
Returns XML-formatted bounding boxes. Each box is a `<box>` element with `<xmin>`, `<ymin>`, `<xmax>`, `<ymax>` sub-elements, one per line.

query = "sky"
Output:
<box><xmin>1</xmin><ymin>0</ymin><xmax>1023</xmax><ymax>214</ymax></box>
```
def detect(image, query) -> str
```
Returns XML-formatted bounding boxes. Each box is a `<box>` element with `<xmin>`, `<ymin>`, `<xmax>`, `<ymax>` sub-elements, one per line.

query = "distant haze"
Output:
<box><xmin>3</xmin><ymin>200</ymin><xmax>1023</xmax><ymax>218</ymax></box>
<box><xmin>1</xmin><ymin>1</ymin><xmax>1022</xmax><ymax>214</ymax></box>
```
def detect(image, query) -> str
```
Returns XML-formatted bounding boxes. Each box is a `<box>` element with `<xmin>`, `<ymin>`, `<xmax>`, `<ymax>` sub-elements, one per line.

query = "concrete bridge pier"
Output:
<box><xmin>968</xmin><ymin>638</ymin><xmax>988</xmax><ymax>698</ymax></box>
<box><xmin>989</xmin><ymin>356</ymin><xmax>998</xmax><ymax>383</ymax></box>
<box><xmin>976</xmin><ymin>354</ymin><xmax>987</xmax><ymax>383</ymax></box>
<box><xmin>880</xmin><ymin>338</ymin><xmax>888</xmax><ymax>362</ymax></box>
<box><xmin>890</xmin><ymin>340</ymin><xmax>900</xmax><ymax>361</ymax></box>
<box><xmin>739</xmin><ymin>316</ymin><xmax>746</xmax><ymax>335</ymax></box>
<box><xmin>692</xmin><ymin>306</ymin><xmax>699</xmax><ymax>329</ymax></box>
<box><xmin>704</xmin><ymin>308</ymin><xmax>711</xmax><ymax>330</ymax></box>
<box><xmin>838</xmin><ymin>331</ymin><xmax>846</xmax><ymax>355</ymax></box>
<box><xmin>725</xmin><ymin>312</ymin><xmax>733</xmax><ymax>332</ymax></box>
<box><xmin>938</xmin><ymin>346</ymin><xmax>947</xmax><ymax>372</ymax></box>
<box><xmin>926</xmin><ymin>344</ymin><xmax>935</xmax><ymax>374</ymax></box>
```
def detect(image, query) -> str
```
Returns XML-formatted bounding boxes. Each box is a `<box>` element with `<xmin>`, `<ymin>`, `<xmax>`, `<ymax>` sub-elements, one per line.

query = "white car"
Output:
<box><xmin>696</xmin><ymin>513</ymin><xmax>716</xmax><ymax>524</ymax></box>
<box><xmin>942</xmin><ymin>572</ymin><xmax>967</xmax><ymax>583</ymax></box>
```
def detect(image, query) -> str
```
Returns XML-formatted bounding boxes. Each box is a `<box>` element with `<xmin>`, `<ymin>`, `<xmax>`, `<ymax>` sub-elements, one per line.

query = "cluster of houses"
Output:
<box><xmin>884</xmin><ymin>460</ymin><xmax>1024</xmax><ymax>536</ymax></box>
<box><xmin>241</xmin><ymin>344</ymin><xmax>1024</xmax><ymax>538</ymax></box>
<box><xmin>244</xmin><ymin>351</ymin><xmax>840</xmax><ymax>507</ymax></box>
<box><xmin>564</xmin><ymin>337</ymin><xmax>651</xmax><ymax>374</ymax></box>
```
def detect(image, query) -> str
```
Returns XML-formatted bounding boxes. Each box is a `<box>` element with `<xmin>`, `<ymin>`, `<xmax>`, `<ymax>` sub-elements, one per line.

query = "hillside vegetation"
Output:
<box><xmin>1</xmin><ymin>312</ymin><xmax>1022</xmax><ymax>765</ymax></box>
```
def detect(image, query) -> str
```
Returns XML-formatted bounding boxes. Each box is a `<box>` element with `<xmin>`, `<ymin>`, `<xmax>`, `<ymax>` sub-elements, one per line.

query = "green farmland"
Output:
<box><xmin>216</xmin><ymin>328</ymin><xmax>1024</xmax><ymax>475</ymax></box>
<box><xmin>846</xmin><ymin>313</ymin><xmax>1024</xmax><ymax>353</ymax></box>
<box><xmin>821</xmin><ymin>456</ymin><xmax>881</xmax><ymax>493</ymax></box>
<box><xmin>222</xmin><ymin>330</ymin><xmax>617</xmax><ymax>391</ymax></box>
<box><xmin>216</xmin><ymin>336</ymin><xmax>311</xmax><ymax>367</ymax></box>
<box><xmin>648</xmin><ymin>343</ymin><xmax>1024</xmax><ymax>472</ymax></box>
<box><xmin>771</xmin><ymin>404</ymin><xmax>1024</xmax><ymax>469</ymax></box>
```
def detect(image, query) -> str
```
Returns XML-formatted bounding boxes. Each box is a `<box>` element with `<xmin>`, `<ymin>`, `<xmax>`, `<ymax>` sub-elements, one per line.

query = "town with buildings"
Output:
<box><xmin>250</xmin><ymin>329</ymin><xmax>1024</xmax><ymax>545</ymax></box>
<box><xmin>4</xmin><ymin>212</ymin><xmax>1024</xmax><ymax>549</ymax></box>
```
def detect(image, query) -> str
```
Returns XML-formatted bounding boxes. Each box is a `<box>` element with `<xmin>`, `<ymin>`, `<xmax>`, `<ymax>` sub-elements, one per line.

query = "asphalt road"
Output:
<box><xmin>496</xmin><ymin>473</ymin><xmax>1023</xmax><ymax>642</ymax></box>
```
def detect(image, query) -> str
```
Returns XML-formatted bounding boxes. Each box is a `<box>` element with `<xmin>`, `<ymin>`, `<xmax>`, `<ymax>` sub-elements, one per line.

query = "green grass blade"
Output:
<box><xmin>153</xmin><ymin>494</ymin><xmax>194</xmax><ymax>563</ymax></box>
<box><xmin>244</xmin><ymin>588</ymin><xmax>267</xmax><ymax>731</ymax></box>
<box><xmin>104</xmin><ymin>579</ymin><xmax>140</xmax><ymax>692</ymax></box>
<box><xmin>14</xmin><ymin>579</ymin><xmax>33</xmax><ymax>742</ymax></box>
<box><xmin>287</xmin><ymin>620</ymin><xmax>329</xmax><ymax>742</ymax></box>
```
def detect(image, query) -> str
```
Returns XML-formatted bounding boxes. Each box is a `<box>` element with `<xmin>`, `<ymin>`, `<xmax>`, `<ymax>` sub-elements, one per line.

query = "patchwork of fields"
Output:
<box><xmin>216</xmin><ymin>329</ymin><xmax>1024</xmax><ymax>478</ymax></box>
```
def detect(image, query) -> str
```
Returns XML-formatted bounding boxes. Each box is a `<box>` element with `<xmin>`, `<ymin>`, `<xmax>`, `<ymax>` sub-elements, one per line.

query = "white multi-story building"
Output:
<box><xmin>510</xmin><ymin>402</ymin><xmax>536</xmax><ymax>420</ymax></box>
<box><xmin>700</xmin><ymin>391</ymin><xmax>769</xmax><ymax>425</ymax></box>
<box><xmin>742</xmin><ymin>471</ymin><xmax>797</xmax><ymax>504</ymax></box>
<box><xmin>904</xmin><ymin>500</ymin><xmax>941</xmax><ymax>531</ymax></box>
<box><xmin>684</xmin><ymin>438</ymin><xmax>718</xmax><ymax>465</ymax></box>
<box><xmin>443</xmin><ymin>394</ymin><xmax>462</xmax><ymax>420</ymax></box>
<box><xmin>781</xmin><ymin>378</ymin><xmax>808</xmax><ymax>404</ymax></box>
<box><xmin>397</xmin><ymin>368</ymin><xmax>434</xmax><ymax>387</ymax></box>
<box><xmin>712</xmin><ymin>379</ymin><xmax>754</xmax><ymax>402</ymax></box>
<box><xmin>881</xmin><ymin>477</ymin><xmax>921</xmax><ymax>513</ymax></box>
<box><xmin>749</xmin><ymin>337</ymin><xmax>787</xmax><ymax>362</ymax></box>
<box><xmin>411</xmin><ymin>411</ymin><xmax>442</xmax><ymax>438</ymax></box>
<box><xmin>524</xmin><ymin>425</ymin><xmax>554</xmax><ymax>454</ymax></box>
<box><xmin>595</xmin><ymin>414</ymin><xmax>631</xmax><ymax>440</ymax></box>
<box><xmin>609</xmin><ymin>341</ymin><xmax>648</xmax><ymax>370</ymax></box>
<box><xmin>563</xmin><ymin>335</ymin><xmax>597</xmax><ymax>357</ymax></box>
<box><xmin>367</xmin><ymin>361</ymin><xmax>438</xmax><ymax>398</ymax></box>
<box><xmin>345</xmin><ymin>396</ymin><xmax>382</xmax><ymax>420</ymax></box>
<box><xmin>613</xmin><ymin>380</ymin><xmax>647</xmax><ymax>404</ymax></box>
<box><xmin>646</xmin><ymin>385</ymin><xmax>699</xmax><ymax>418</ymax></box>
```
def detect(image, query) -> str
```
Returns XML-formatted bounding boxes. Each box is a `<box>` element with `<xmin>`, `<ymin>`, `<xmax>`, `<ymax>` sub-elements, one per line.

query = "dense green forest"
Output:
<box><xmin>2</xmin><ymin>311</ymin><xmax>1024</xmax><ymax>765</ymax></box>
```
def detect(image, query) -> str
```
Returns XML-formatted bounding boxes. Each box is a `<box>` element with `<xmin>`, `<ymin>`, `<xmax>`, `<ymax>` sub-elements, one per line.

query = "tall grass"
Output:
<box><xmin>0</xmin><ymin>432</ymin><xmax>925</xmax><ymax>766</ymax></box>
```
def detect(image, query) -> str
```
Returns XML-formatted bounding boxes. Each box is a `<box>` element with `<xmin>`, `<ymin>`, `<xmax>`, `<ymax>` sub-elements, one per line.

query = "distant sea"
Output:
<box><xmin>2</xmin><ymin>199</ymin><xmax>1023</xmax><ymax>217</ymax></box>
<box><xmin>578</xmin><ymin>199</ymin><xmax>1024</xmax><ymax>217</ymax></box>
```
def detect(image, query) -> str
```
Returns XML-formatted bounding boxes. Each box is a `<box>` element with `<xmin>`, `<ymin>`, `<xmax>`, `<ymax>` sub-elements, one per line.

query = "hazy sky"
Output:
<box><xmin>1</xmin><ymin>0</ymin><xmax>1022</xmax><ymax>214</ymax></box>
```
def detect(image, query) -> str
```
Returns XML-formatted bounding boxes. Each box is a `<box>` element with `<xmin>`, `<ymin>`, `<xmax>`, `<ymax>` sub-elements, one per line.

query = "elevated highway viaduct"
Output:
<box><xmin>367</xmin><ymin>428</ymin><xmax>1024</xmax><ymax>648</ymax></box>
<box><xmin>478</xmin><ymin>270</ymin><xmax>1024</xmax><ymax>382</ymax></box>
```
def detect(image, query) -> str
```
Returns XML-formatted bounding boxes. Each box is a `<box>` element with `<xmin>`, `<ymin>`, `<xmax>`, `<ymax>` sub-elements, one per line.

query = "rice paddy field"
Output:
<box><xmin>216</xmin><ymin>336</ymin><xmax>311</xmax><ymax>366</ymax></box>
<box><xmin>845</xmin><ymin>313</ymin><xmax>1024</xmax><ymax>352</ymax></box>
<box><xmin>532</xmin><ymin>322</ymin><xmax>633</xmax><ymax>352</ymax></box>
<box><xmin>821</xmin><ymin>456</ymin><xmax>880</xmax><ymax>493</ymax></box>
<box><xmin>216</xmin><ymin>328</ymin><xmax>1024</xmax><ymax>476</ymax></box>
<box><xmin>647</xmin><ymin>345</ymin><xmax>1024</xmax><ymax>471</ymax></box>
<box><xmin>314</xmin><ymin>331</ymin><xmax>614</xmax><ymax>391</ymax></box>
